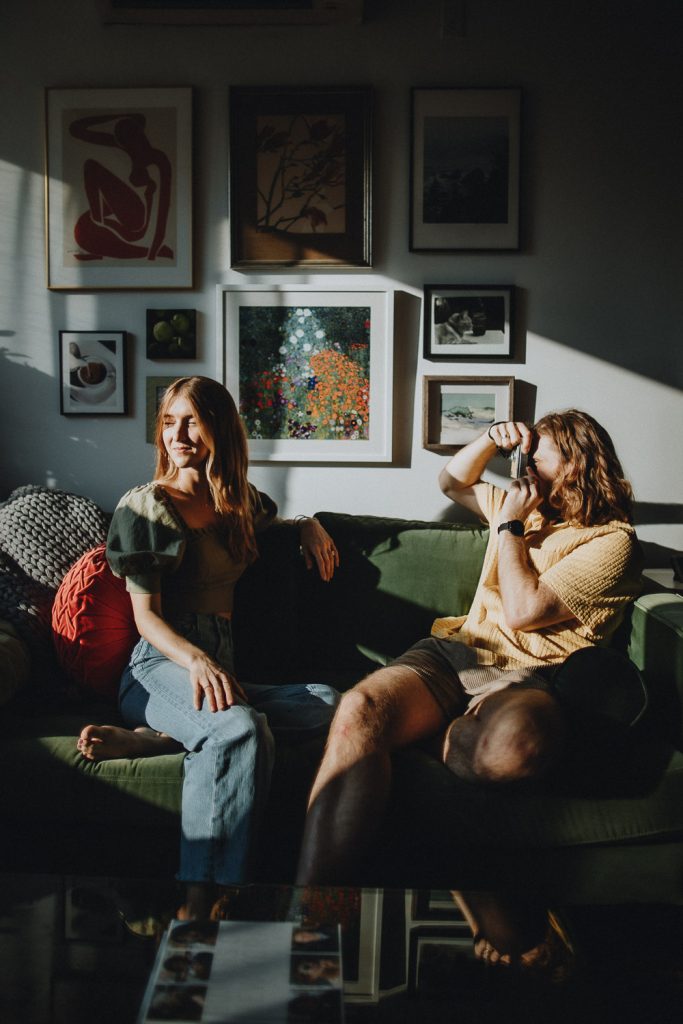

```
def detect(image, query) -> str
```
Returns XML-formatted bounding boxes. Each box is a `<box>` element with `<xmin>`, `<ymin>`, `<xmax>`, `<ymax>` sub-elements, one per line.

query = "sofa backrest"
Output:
<box><xmin>233</xmin><ymin>512</ymin><xmax>489</xmax><ymax>685</ymax></box>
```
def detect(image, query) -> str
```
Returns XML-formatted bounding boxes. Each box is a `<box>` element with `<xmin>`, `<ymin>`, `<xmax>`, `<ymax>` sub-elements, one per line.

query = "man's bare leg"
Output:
<box><xmin>77</xmin><ymin>724</ymin><xmax>182</xmax><ymax>761</ymax></box>
<box><xmin>296</xmin><ymin>665</ymin><xmax>447</xmax><ymax>886</ymax></box>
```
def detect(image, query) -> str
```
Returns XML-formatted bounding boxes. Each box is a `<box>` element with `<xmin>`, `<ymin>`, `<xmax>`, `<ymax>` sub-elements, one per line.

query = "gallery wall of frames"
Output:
<box><xmin>47</xmin><ymin>83</ymin><xmax>522</xmax><ymax>464</ymax></box>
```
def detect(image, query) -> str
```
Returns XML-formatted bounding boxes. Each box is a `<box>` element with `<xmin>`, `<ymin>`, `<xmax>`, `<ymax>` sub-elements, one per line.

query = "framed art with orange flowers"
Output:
<box><xmin>217</xmin><ymin>286</ymin><xmax>392</xmax><ymax>462</ymax></box>
<box><xmin>229</xmin><ymin>86</ymin><xmax>373</xmax><ymax>269</ymax></box>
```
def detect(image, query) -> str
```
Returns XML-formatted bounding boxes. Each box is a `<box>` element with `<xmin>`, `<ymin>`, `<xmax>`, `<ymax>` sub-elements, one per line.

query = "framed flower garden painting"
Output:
<box><xmin>217</xmin><ymin>286</ymin><xmax>393</xmax><ymax>462</ymax></box>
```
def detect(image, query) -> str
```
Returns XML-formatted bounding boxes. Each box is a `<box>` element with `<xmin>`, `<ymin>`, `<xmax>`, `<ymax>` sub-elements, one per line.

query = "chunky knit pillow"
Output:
<box><xmin>52</xmin><ymin>544</ymin><xmax>138</xmax><ymax>700</ymax></box>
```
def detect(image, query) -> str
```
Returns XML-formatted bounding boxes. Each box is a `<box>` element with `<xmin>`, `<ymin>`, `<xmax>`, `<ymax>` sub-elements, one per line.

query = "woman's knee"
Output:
<box><xmin>208</xmin><ymin>704</ymin><xmax>274</xmax><ymax>755</ymax></box>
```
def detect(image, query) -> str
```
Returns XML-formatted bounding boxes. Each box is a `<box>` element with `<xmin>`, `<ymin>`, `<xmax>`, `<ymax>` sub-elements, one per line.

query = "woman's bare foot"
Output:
<box><xmin>77</xmin><ymin>724</ymin><xmax>182</xmax><ymax>761</ymax></box>
<box><xmin>177</xmin><ymin>883</ymin><xmax>215</xmax><ymax>922</ymax></box>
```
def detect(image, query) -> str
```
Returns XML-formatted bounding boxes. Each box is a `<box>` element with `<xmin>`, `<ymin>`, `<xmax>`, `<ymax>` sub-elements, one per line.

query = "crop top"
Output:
<box><xmin>106</xmin><ymin>482</ymin><xmax>277</xmax><ymax>617</ymax></box>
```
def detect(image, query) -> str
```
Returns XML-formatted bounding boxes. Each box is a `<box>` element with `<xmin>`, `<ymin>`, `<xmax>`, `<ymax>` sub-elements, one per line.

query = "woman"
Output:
<box><xmin>77</xmin><ymin>376</ymin><xmax>340</xmax><ymax>915</ymax></box>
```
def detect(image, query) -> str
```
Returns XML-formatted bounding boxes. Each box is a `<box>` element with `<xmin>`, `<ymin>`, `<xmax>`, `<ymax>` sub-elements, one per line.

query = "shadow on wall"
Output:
<box><xmin>634</xmin><ymin>503</ymin><xmax>683</xmax><ymax>567</ymax></box>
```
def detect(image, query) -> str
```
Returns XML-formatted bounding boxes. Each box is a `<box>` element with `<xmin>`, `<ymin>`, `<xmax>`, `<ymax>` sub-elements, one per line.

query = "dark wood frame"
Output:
<box><xmin>422</xmin><ymin>375</ymin><xmax>514</xmax><ymax>453</ymax></box>
<box><xmin>229</xmin><ymin>86</ymin><xmax>372</xmax><ymax>269</ymax></box>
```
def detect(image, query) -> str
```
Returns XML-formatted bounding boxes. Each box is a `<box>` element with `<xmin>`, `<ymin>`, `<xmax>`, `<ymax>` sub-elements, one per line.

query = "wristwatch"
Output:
<box><xmin>497</xmin><ymin>520</ymin><xmax>524</xmax><ymax>537</ymax></box>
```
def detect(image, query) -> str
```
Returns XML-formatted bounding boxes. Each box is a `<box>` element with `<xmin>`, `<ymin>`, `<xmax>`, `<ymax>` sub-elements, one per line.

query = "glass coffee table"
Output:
<box><xmin>1</xmin><ymin>873</ymin><xmax>682</xmax><ymax>1023</ymax></box>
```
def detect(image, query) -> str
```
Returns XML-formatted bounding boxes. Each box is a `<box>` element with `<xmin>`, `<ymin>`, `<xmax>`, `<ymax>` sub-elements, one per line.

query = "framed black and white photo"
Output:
<box><xmin>410</xmin><ymin>88</ymin><xmax>521</xmax><ymax>251</ymax></box>
<box><xmin>424</xmin><ymin>285</ymin><xmax>514</xmax><ymax>360</ymax></box>
<box><xmin>59</xmin><ymin>331</ymin><xmax>127</xmax><ymax>415</ymax></box>
<box><xmin>423</xmin><ymin>375</ymin><xmax>514</xmax><ymax>453</ymax></box>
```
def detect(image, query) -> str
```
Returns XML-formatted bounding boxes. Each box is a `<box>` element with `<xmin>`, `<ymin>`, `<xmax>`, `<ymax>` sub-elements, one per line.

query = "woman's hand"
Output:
<box><xmin>299</xmin><ymin>517</ymin><xmax>340</xmax><ymax>582</ymax></box>
<box><xmin>189</xmin><ymin>652</ymin><xmax>248</xmax><ymax>712</ymax></box>
<box><xmin>500</xmin><ymin>468</ymin><xmax>543</xmax><ymax>523</ymax></box>
<box><xmin>488</xmin><ymin>420</ymin><xmax>534</xmax><ymax>454</ymax></box>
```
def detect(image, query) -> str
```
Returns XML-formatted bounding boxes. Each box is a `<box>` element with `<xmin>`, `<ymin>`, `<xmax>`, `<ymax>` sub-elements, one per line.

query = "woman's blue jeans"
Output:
<box><xmin>118</xmin><ymin>613</ymin><xmax>339</xmax><ymax>885</ymax></box>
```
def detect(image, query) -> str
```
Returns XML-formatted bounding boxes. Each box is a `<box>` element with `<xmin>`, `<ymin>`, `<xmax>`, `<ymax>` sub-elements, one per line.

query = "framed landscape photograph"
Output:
<box><xmin>422</xmin><ymin>375</ymin><xmax>514</xmax><ymax>453</ymax></box>
<box><xmin>218</xmin><ymin>286</ymin><xmax>392</xmax><ymax>462</ymax></box>
<box><xmin>410</xmin><ymin>88</ymin><xmax>521</xmax><ymax>251</ymax></box>
<box><xmin>59</xmin><ymin>331</ymin><xmax>127</xmax><ymax>415</ymax></box>
<box><xmin>424</xmin><ymin>285</ymin><xmax>514</xmax><ymax>360</ymax></box>
<box><xmin>229</xmin><ymin>86</ymin><xmax>372</xmax><ymax>269</ymax></box>
<box><xmin>45</xmin><ymin>87</ymin><xmax>193</xmax><ymax>289</ymax></box>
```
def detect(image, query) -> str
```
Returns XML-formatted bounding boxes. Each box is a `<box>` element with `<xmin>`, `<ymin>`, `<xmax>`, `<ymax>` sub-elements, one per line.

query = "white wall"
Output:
<box><xmin>2</xmin><ymin>0</ymin><xmax>682</xmax><ymax>559</ymax></box>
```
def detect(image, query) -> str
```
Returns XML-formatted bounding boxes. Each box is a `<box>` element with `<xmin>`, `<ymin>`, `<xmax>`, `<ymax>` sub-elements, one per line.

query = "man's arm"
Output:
<box><xmin>439</xmin><ymin>420</ymin><xmax>534</xmax><ymax>519</ymax></box>
<box><xmin>496</xmin><ymin>474</ymin><xmax>576</xmax><ymax>632</ymax></box>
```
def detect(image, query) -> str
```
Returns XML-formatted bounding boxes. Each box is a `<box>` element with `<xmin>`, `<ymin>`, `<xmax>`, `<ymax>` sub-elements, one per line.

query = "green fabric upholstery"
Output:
<box><xmin>628</xmin><ymin>593</ymin><xmax>683</xmax><ymax>745</ymax></box>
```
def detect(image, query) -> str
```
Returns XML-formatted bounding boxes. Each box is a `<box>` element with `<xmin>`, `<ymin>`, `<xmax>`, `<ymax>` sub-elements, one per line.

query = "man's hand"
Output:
<box><xmin>300</xmin><ymin>518</ymin><xmax>340</xmax><ymax>582</ymax></box>
<box><xmin>488</xmin><ymin>420</ymin><xmax>534</xmax><ymax>455</ymax></box>
<box><xmin>189</xmin><ymin>652</ymin><xmax>248</xmax><ymax>712</ymax></box>
<box><xmin>500</xmin><ymin>468</ymin><xmax>544</xmax><ymax>524</ymax></box>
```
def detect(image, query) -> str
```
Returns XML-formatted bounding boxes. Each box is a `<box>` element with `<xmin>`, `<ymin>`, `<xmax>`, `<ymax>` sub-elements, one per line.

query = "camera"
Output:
<box><xmin>510</xmin><ymin>446</ymin><xmax>529</xmax><ymax>479</ymax></box>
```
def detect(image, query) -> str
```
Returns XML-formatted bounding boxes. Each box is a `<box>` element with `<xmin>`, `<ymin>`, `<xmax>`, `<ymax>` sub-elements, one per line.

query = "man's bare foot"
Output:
<box><xmin>177</xmin><ymin>883</ymin><xmax>215</xmax><ymax>922</ymax></box>
<box><xmin>77</xmin><ymin>724</ymin><xmax>182</xmax><ymax>761</ymax></box>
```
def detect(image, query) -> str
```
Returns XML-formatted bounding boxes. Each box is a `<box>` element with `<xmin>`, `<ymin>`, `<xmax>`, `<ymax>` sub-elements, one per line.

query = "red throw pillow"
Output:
<box><xmin>52</xmin><ymin>544</ymin><xmax>138</xmax><ymax>700</ymax></box>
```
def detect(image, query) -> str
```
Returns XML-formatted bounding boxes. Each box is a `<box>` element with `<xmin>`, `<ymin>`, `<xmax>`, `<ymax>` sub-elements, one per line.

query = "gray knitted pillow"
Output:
<box><xmin>0</xmin><ymin>485</ymin><xmax>109</xmax><ymax>699</ymax></box>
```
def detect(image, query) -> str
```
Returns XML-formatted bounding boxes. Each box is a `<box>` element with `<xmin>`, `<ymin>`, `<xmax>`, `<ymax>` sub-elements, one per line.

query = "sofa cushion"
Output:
<box><xmin>52</xmin><ymin>544</ymin><xmax>139</xmax><ymax>701</ymax></box>
<box><xmin>0</xmin><ymin>619</ymin><xmax>30</xmax><ymax>705</ymax></box>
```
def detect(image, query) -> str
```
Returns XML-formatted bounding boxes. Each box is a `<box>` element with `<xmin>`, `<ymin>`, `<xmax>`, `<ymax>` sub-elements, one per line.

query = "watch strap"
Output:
<box><xmin>497</xmin><ymin>520</ymin><xmax>525</xmax><ymax>537</ymax></box>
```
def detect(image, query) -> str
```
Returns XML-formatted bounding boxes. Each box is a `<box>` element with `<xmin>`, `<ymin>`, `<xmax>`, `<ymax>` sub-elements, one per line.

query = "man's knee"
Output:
<box><xmin>445</xmin><ymin>689</ymin><xmax>566</xmax><ymax>784</ymax></box>
<box><xmin>328</xmin><ymin>680</ymin><xmax>393</xmax><ymax>748</ymax></box>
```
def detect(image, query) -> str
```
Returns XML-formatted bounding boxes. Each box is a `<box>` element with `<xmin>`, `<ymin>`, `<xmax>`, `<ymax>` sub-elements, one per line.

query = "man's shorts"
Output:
<box><xmin>390</xmin><ymin>636</ymin><xmax>556</xmax><ymax>720</ymax></box>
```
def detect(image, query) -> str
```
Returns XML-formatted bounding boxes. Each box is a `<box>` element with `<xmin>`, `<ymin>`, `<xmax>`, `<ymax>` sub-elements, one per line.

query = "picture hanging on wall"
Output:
<box><xmin>145</xmin><ymin>376</ymin><xmax>178</xmax><ymax>443</ymax></box>
<box><xmin>45</xmin><ymin>87</ymin><xmax>193</xmax><ymax>290</ymax></box>
<box><xmin>59</xmin><ymin>331</ymin><xmax>127</xmax><ymax>415</ymax></box>
<box><xmin>146</xmin><ymin>309</ymin><xmax>197</xmax><ymax>359</ymax></box>
<box><xmin>229</xmin><ymin>86</ymin><xmax>373</xmax><ymax>269</ymax></box>
<box><xmin>218</xmin><ymin>286</ymin><xmax>392</xmax><ymax>462</ymax></box>
<box><xmin>422</xmin><ymin>375</ymin><xmax>514</xmax><ymax>453</ymax></box>
<box><xmin>410</xmin><ymin>88</ymin><xmax>521</xmax><ymax>252</ymax></box>
<box><xmin>423</xmin><ymin>285</ymin><xmax>514</xmax><ymax>360</ymax></box>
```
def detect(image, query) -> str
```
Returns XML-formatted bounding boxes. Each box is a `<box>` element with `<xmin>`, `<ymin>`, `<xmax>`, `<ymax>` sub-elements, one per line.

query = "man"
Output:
<box><xmin>296</xmin><ymin>409</ymin><xmax>642</xmax><ymax>885</ymax></box>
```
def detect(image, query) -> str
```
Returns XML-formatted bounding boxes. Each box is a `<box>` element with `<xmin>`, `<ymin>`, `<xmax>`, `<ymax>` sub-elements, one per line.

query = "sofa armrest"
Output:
<box><xmin>628</xmin><ymin>592</ymin><xmax>683</xmax><ymax>745</ymax></box>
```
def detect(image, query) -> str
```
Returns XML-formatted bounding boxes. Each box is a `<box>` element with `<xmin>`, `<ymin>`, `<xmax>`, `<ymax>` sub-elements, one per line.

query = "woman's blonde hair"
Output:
<box><xmin>533</xmin><ymin>409</ymin><xmax>634</xmax><ymax>526</ymax></box>
<box><xmin>154</xmin><ymin>376</ymin><xmax>257</xmax><ymax>561</ymax></box>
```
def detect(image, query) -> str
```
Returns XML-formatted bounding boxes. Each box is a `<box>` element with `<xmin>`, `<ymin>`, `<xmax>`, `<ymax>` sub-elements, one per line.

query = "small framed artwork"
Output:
<box><xmin>146</xmin><ymin>309</ymin><xmax>197</xmax><ymax>358</ymax></box>
<box><xmin>410</xmin><ymin>88</ymin><xmax>521</xmax><ymax>251</ymax></box>
<box><xmin>59</xmin><ymin>331</ymin><xmax>127</xmax><ymax>415</ymax></box>
<box><xmin>145</xmin><ymin>376</ymin><xmax>178</xmax><ymax>443</ymax></box>
<box><xmin>218</xmin><ymin>285</ymin><xmax>393</xmax><ymax>462</ymax></box>
<box><xmin>408</xmin><ymin>927</ymin><xmax>475</xmax><ymax>994</ymax></box>
<box><xmin>45</xmin><ymin>87</ymin><xmax>193</xmax><ymax>289</ymax></box>
<box><xmin>423</xmin><ymin>285</ymin><xmax>514</xmax><ymax>360</ymax></box>
<box><xmin>411</xmin><ymin>890</ymin><xmax>467</xmax><ymax>922</ymax></box>
<box><xmin>229</xmin><ymin>86</ymin><xmax>372</xmax><ymax>269</ymax></box>
<box><xmin>423</xmin><ymin>375</ymin><xmax>514</xmax><ymax>453</ymax></box>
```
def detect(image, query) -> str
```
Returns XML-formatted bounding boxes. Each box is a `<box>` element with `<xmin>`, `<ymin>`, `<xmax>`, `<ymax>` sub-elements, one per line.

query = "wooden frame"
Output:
<box><xmin>59</xmin><ymin>331</ymin><xmax>127</xmax><ymax>415</ymax></box>
<box><xmin>218</xmin><ymin>285</ymin><xmax>392</xmax><ymax>463</ymax></box>
<box><xmin>422</xmin><ymin>375</ymin><xmax>514</xmax><ymax>453</ymax></box>
<box><xmin>423</xmin><ymin>285</ymin><xmax>514</xmax><ymax>360</ymax></box>
<box><xmin>229</xmin><ymin>86</ymin><xmax>372</xmax><ymax>269</ymax></box>
<box><xmin>410</xmin><ymin>88</ymin><xmax>521</xmax><ymax>252</ymax></box>
<box><xmin>45</xmin><ymin>87</ymin><xmax>193</xmax><ymax>290</ymax></box>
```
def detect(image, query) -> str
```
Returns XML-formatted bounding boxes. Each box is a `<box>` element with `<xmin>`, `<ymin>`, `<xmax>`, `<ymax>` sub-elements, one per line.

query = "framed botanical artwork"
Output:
<box><xmin>423</xmin><ymin>285</ymin><xmax>514</xmax><ymax>360</ymax></box>
<box><xmin>422</xmin><ymin>375</ymin><xmax>514</xmax><ymax>453</ymax></box>
<box><xmin>410</xmin><ymin>88</ymin><xmax>521</xmax><ymax>251</ymax></box>
<box><xmin>229</xmin><ymin>86</ymin><xmax>372</xmax><ymax>269</ymax></box>
<box><xmin>59</xmin><ymin>331</ymin><xmax>127</xmax><ymax>415</ymax></box>
<box><xmin>217</xmin><ymin>286</ymin><xmax>392</xmax><ymax>462</ymax></box>
<box><xmin>145</xmin><ymin>376</ymin><xmax>178</xmax><ymax>443</ymax></box>
<box><xmin>45</xmin><ymin>87</ymin><xmax>193</xmax><ymax>290</ymax></box>
<box><xmin>146</xmin><ymin>309</ymin><xmax>197</xmax><ymax>358</ymax></box>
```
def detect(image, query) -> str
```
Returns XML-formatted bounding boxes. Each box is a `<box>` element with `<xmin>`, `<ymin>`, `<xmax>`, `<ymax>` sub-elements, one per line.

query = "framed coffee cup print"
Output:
<box><xmin>218</xmin><ymin>285</ymin><xmax>392</xmax><ymax>462</ymax></box>
<box><xmin>424</xmin><ymin>285</ymin><xmax>514</xmax><ymax>360</ymax></box>
<box><xmin>59</xmin><ymin>331</ymin><xmax>127</xmax><ymax>415</ymax></box>
<box><xmin>410</xmin><ymin>88</ymin><xmax>521</xmax><ymax>251</ymax></box>
<box><xmin>229</xmin><ymin>86</ymin><xmax>373</xmax><ymax>269</ymax></box>
<box><xmin>45</xmin><ymin>87</ymin><xmax>193</xmax><ymax>289</ymax></box>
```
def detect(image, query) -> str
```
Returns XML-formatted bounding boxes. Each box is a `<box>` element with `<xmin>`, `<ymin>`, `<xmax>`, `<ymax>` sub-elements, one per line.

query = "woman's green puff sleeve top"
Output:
<box><xmin>106</xmin><ymin>482</ymin><xmax>277</xmax><ymax>617</ymax></box>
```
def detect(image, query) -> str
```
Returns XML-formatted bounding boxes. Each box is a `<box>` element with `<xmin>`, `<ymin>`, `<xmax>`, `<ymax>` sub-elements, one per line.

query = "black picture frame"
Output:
<box><xmin>59</xmin><ymin>331</ymin><xmax>127</xmax><ymax>416</ymax></box>
<box><xmin>423</xmin><ymin>284</ymin><xmax>514</xmax><ymax>360</ymax></box>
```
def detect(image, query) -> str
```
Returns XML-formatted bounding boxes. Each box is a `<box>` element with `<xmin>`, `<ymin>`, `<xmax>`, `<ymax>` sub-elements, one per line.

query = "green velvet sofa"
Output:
<box><xmin>1</xmin><ymin>507</ymin><xmax>682</xmax><ymax>905</ymax></box>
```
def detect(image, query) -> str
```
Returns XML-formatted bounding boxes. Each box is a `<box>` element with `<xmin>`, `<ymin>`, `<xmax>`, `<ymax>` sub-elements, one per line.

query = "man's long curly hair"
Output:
<box><xmin>533</xmin><ymin>409</ymin><xmax>634</xmax><ymax>526</ymax></box>
<box><xmin>154</xmin><ymin>375</ymin><xmax>258</xmax><ymax>563</ymax></box>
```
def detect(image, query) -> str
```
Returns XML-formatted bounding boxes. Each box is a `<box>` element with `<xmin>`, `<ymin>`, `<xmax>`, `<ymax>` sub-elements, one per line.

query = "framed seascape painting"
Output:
<box><xmin>45</xmin><ymin>87</ymin><xmax>193</xmax><ymax>289</ymax></box>
<box><xmin>218</xmin><ymin>286</ymin><xmax>392</xmax><ymax>462</ymax></box>
<box><xmin>422</xmin><ymin>375</ymin><xmax>514</xmax><ymax>453</ymax></box>
<box><xmin>423</xmin><ymin>285</ymin><xmax>514</xmax><ymax>360</ymax></box>
<box><xmin>410</xmin><ymin>88</ymin><xmax>521</xmax><ymax>251</ymax></box>
<box><xmin>59</xmin><ymin>330</ymin><xmax>127</xmax><ymax>415</ymax></box>
<box><xmin>229</xmin><ymin>86</ymin><xmax>372</xmax><ymax>269</ymax></box>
